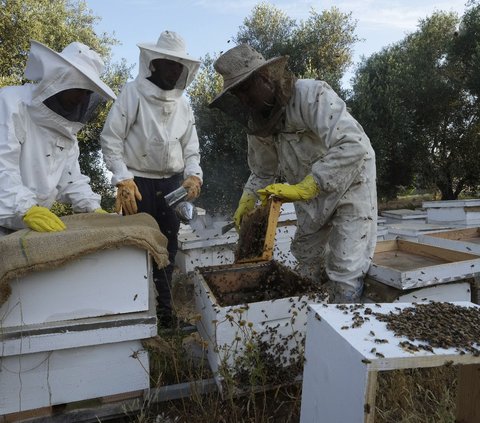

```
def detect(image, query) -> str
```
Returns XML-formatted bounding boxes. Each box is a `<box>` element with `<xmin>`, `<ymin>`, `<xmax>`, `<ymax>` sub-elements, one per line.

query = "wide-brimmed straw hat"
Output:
<box><xmin>25</xmin><ymin>40</ymin><xmax>116</xmax><ymax>100</ymax></box>
<box><xmin>209</xmin><ymin>44</ymin><xmax>288</xmax><ymax>109</ymax></box>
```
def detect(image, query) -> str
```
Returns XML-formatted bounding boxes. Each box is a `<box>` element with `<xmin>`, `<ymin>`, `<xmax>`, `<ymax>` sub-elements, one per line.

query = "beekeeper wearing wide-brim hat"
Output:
<box><xmin>0</xmin><ymin>40</ymin><xmax>116</xmax><ymax>234</ymax></box>
<box><xmin>100</xmin><ymin>31</ymin><xmax>203</xmax><ymax>326</ymax></box>
<box><xmin>209</xmin><ymin>44</ymin><xmax>378</xmax><ymax>303</ymax></box>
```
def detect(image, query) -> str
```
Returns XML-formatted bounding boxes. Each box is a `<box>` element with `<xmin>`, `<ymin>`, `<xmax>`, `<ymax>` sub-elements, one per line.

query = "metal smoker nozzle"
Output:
<box><xmin>164</xmin><ymin>186</ymin><xmax>188</xmax><ymax>207</ymax></box>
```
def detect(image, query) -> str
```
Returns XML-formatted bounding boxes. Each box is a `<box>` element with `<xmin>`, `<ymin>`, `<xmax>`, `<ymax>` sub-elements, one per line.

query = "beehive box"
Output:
<box><xmin>0</xmin><ymin>246</ymin><xmax>151</xmax><ymax>327</ymax></box>
<box><xmin>0</xmin><ymin>246</ymin><xmax>158</xmax><ymax>416</ymax></box>
<box><xmin>423</xmin><ymin>199</ymin><xmax>480</xmax><ymax>225</ymax></box>
<box><xmin>177</xmin><ymin>202</ymin><xmax>298</xmax><ymax>273</ymax></box>
<box><xmin>385</xmin><ymin>222</ymin><xmax>455</xmax><ymax>241</ymax></box>
<box><xmin>300</xmin><ymin>301</ymin><xmax>480</xmax><ymax>423</ymax></box>
<box><xmin>193</xmin><ymin>260</ymin><xmax>325</xmax><ymax>388</ymax></box>
<box><xmin>175</xmin><ymin>227</ymin><xmax>239</xmax><ymax>273</ymax></box>
<box><xmin>419</xmin><ymin>227</ymin><xmax>480</xmax><ymax>255</ymax></box>
<box><xmin>381</xmin><ymin>209</ymin><xmax>427</xmax><ymax>224</ymax></box>
<box><xmin>368</xmin><ymin>240</ymin><xmax>480</xmax><ymax>290</ymax></box>
<box><xmin>0</xmin><ymin>306</ymin><xmax>156</xmax><ymax>415</ymax></box>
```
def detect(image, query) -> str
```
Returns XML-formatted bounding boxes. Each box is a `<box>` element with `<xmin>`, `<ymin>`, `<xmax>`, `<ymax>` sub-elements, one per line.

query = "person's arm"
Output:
<box><xmin>301</xmin><ymin>81</ymin><xmax>374</xmax><ymax>195</ymax></box>
<box><xmin>100</xmin><ymin>86</ymin><xmax>136</xmax><ymax>186</ymax></box>
<box><xmin>243</xmin><ymin>134</ymin><xmax>278</xmax><ymax>195</ymax></box>
<box><xmin>56</xmin><ymin>143</ymin><xmax>101</xmax><ymax>212</ymax></box>
<box><xmin>0</xmin><ymin>94</ymin><xmax>38</xmax><ymax>229</ymax></box>
<box><xmin>180</xmin><ymin>105</ymin><xmax>203</xmax><ymax>182</ymax></box>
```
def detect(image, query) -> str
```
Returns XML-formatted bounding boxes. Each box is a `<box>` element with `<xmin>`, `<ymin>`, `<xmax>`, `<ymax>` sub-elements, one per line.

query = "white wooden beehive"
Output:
<box><xmin>193</xmin><ymin>261</ymin><xmax>324</xmax><ymax>388</ymax></box>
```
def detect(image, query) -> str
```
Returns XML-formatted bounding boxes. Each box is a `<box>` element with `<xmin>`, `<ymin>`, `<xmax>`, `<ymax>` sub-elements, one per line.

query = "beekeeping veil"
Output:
<box><xmin>24</xmin><ymin>40</ymin><xmax>116</xmax><ymax>122</ymax></box>
<box><xmin>137</xmin><ymin>31</ymin><xmax>200</xmax><ymax>93</ymax></box>
<box><xmin>209</xmin><ymin>44</ymin><xmax>295</xmax><ymax>135</ymax></box>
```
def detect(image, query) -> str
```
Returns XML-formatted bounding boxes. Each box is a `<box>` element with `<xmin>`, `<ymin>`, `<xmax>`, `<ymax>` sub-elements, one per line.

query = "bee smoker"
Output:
<box><xmin>163</xmin><ymin>186</ymin><xmax>197</xmax><ymax>224</ymax></box>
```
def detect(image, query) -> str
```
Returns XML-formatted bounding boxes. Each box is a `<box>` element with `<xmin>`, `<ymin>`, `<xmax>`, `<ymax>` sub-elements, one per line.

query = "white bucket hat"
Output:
<box><xmin>25</xmin><ymin>40</ymin><xmax>116</xmax><ymax>100</ymax></box>
<box><xmin>209</xmin><ymin>44</ymin><xmax>288</xmax><ymax>109</ymax></box>
<box><xmin>137</xmin><ymin>30</ymin><xmax>200</xmax><ymax>65</ymax></box>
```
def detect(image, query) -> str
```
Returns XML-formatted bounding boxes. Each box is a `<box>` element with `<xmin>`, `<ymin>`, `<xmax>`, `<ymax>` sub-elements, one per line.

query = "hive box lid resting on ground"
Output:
<box><xmin>300</xmin><ymin>301</ymin><xmax>480</xmax><ymax>423</ymax></box>
<box><xmin>367</xmin><ymin>240</ymin><xmax>480</xmax><ymax>290</ymax></box>
<box><xmin>193</xmin><ymin>260</ymin><xmax>326</xmax><ymax>390</ymax></box>
<box><xmin>419</xmin><ymin>227</ymin><xmax>480</xmax><ymax>255</ymax></box>
<box><xmin>380</xmin><ymin>209</ymin><xmax>427</xmax><ymax>223</ymax></box>
<box><xmin>423</xmin><ymin>199</ymin><xmax>480</xmax><ymax>225</ymax></box>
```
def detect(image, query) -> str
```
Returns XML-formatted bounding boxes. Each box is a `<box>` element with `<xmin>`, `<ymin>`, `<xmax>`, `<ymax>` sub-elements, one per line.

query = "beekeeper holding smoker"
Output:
<box><xmin>101</xmin><ymin>30</ymin><xmax>203</xmax><ymax>325</ymax></box>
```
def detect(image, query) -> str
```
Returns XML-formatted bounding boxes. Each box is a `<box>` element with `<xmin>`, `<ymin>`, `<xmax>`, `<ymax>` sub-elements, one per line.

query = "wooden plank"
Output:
<box><xmin>374</xmin><ymin>240</ymin><xmax>399</xmax><ymax>253</ymax></box>
<box><xmin>2</xmin><ymin>407</ymin><xmax>52</xmax><ymax>423</ymax></box>
<box><xmin>398</xmin><ymin>240</ymin><xmax>478</xmax><ymax>263</ymax></box>
<box><xmin>364</xmin><ymin>371</ymin><xmax>377</xmax><ymax>423</ymax></box>
<box><xmin>427</xmin><ymin>227</ymin><xmax>480</xmax><ymax>241</ymax></box>
<box><xmin>456</xmin><ymin>363</ymin><xmax>480</xmax><ymax>423</ymax></box>
<box><xmin>260</xmin><ymin>198</ymin><xmax>282</xmax><ymax>261</ymax></box>
<box><xmin>11</xmin><ymin>380</ymin><xmax>218</xmax><ymax>423</ymax></box>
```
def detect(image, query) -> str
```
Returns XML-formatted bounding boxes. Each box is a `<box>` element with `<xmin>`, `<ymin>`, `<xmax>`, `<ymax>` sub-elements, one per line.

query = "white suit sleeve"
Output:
<box><xmin>243</xmin><ymin>134</ymin><xmax>278</xmax><ymax>195</ymax></box>
<box><xmin>181</xmin><ymin>105</ymin><xmax>203</xmax><ymax>181</ymax></box>
<box><xmin>0</xmin><ymin>97</ymin><xmax>38</xmax><ymax>228</ymax></box>
<box><xmin>56</xmin><ymin>144</ymin><xmax>101</xmax><ymax>212</ymax></box>
<box><xmin>100</xmin><ymin>86</ymin><xmax>135</xmax><ymax>185</ymax></box>
<box><xmin>300</xmin><ymin>81</ymin><xmax>374</xmax><ymax>195</ymax></box>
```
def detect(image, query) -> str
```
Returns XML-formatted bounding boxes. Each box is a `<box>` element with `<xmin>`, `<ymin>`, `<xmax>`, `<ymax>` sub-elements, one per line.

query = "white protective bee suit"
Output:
<box><xmin>243</xmin><ymin>79</ymin><xmax>378</xmax><ymax>297</ymax></box>
<box><xmin>100</xmin><ymin>31</ymin><xmax>202</xmax><ymax>324</ymax></box>
<box><xmin>100</xmin><ymin>33</ymin><xmax>202</xmax><ymax>185</ymax></box>
<box><xmin>0</xmin><ymin>40</ymin><xmax>115</xmax><ymax>231</ymax></box>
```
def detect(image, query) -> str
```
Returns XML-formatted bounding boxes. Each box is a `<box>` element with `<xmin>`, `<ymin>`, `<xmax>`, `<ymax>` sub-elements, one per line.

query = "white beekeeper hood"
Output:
<box><xmin>137</xmin><ymin>30</ymin><xmax>200</xmax><ymax>90</ymax></box>
<box><xmin>24</xmin><ymin>40</ymin><xmax>116</xmax><ymax>101</ymax></box>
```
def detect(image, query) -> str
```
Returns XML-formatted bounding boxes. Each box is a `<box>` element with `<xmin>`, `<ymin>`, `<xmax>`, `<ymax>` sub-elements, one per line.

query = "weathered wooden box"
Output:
<box><xmin>193</xmin><ymin>260</ymin><xmax>324</xmax><ymax>387</ymax></box>
<box><xmin>419</xmin><ymin>227</ymin><xmax>480</xmax><ymax>255</ymax></box>
<box><xmin>423</xmin><ymin>199</ymin><xmax>480</xmax><ymax>225</ymax></box>
<box><xmin>0</xmin><ymin>246</ymin><xmax>151</xmax><ymax>327</ymax></box>
<box><xmin>367</xmin><ymin>240</ymin><xmax>480</xmax><ymax>290</ymax></box>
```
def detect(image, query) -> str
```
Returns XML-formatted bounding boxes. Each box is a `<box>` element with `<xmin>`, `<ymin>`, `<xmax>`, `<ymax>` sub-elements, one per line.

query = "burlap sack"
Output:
<box><xmin>0</xmin><ymin>212</ymin><xmax>169</xmax><ymax>306</ymax></box>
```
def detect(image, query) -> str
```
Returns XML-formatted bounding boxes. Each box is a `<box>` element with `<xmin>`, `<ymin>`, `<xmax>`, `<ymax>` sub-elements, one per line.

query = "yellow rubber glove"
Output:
<box><xmin>257</xmin><ymin>174</ymin><xmax>320</xmax><ymax>205</ymax></box>
<box><xmin>115</xmin><ymin>179</ymin><xmax>142</xmax><ymax>215</ymax></box>
<box><xmin>94</xmin><ymin>208</ymin><xmax>108</xmax><ymax>214</ymax></box>
<box><xmin>233</xmin><ymin>191</ymin><xmax>256</xmax><ymax>231</ymax></box>
<box><xmin>182</xmin><ymin>175</ymin><xmax>202</xmax><ymax>200</ymax></box>
<box><xmin>23</xmin><ymin>206</ymin><xmax>66</xmax><ymax>232</ymax></box>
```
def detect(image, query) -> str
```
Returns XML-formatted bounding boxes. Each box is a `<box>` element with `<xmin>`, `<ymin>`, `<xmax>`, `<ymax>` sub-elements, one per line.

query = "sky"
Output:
<box><xmin>86</xmin><ymin>0</ymin><xmax>469</xmax><ymax>88</ymax></box>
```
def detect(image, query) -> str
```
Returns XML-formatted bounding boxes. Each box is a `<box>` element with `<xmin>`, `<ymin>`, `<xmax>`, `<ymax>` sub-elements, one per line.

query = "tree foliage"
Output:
<box><xmin>351</xmin><ymin>7</ymin><xmax>480</xmax><ymax>200</ymax></box>
<box><xmin>0</xmin><ymin>0</ymin><xmax>131</xmax><ymax>210</ymax></box>
<box><xmin>189</xmin><ymin>2</ymin><xmax>360</xmax><ymax>215</ymax></box>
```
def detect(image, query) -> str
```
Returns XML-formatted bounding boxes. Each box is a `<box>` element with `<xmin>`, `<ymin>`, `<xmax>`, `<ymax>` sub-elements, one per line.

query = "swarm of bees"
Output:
<box><xmin>204</xmin><ymin>261</ymin><xmax>328</xmax><ymax>307</ymax></box>
<box><xmin>375</xmin><ymin>302</ymin><xmax>480</xmax><ymax>356</ymax></box>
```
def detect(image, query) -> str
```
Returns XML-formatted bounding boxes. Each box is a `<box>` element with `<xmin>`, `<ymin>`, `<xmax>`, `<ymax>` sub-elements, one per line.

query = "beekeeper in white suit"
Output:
<box><xmin>0</xmin><ymin>40</ymin><xmax>116</xmax><ymax>235</ymax></box>
<box><xmin>100</xmin><ymin>30</ymin><xmax>203</xmax><ymax>325</ymax></box>
<box><xmin>210</xmin><ymin>44</ymin><xmax>377</xmax><ymax>303</ymax></box>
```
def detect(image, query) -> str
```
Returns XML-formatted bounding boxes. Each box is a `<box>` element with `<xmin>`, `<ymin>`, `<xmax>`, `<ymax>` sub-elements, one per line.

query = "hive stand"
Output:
<box><xmin>300</xmin><ymin>302</ymin><xmax>480</xmax><ymax>423</ymax></box>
